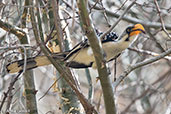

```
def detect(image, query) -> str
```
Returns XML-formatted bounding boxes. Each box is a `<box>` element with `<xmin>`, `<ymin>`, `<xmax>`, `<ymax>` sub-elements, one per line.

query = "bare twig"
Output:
<box><xmin>99</xmin><ymin>0</ymin><xmax>136</xmax><ymax>40</ymax></box>
<box><xmin>52</xmin><ymin>0</ymin><xmax>81</xmax><ymax>90</ymax></box>
<box><xmin>22</xmin><ymin>46</ymin><xmax>27</xmax><ymax>73</ymax></box>
<box><xmin>99</xmin><ymin>1</ymin><xmax>111</xmax><ymax>27</ymax></box>
<box><xmin>71</xmin><ymin>0</ymin><xmax>76</xmax><ymax>31</ymax></box>
<box><xmin>96</xmin><ymin>91</ymin><xmax>103</xmax><ymax>112</ymax></box>
<box><xmin>114</xmin><ymin>0</ymin><xmax>129</xmax><ymax>14</ymax></box>
<box><xmin>91</xmin><ymin>3</ymin><xmax>171</xmax><ymax>30</ymax></box>
<box><xmin>0</xmin><ymin>71</ymin><xmax>22</xmax><ymax>111</ymax></box>
<box><xmin>113</xmin><ymin>48</ymin><xmax>171</xmax><ymax>88</ymax></box>
<box><xmin>61</xmin><ymin>0</ymin><xmax>72</xmax><ymax>9</ymax></box>
<box><xmin>44</xmin><ymin>25</ymin><xmax>55</xmax><ymax>44</ymax></box>
<box><xmin>85</xmin><ymin>68</ymin><xmax>93</xmax><ymax>101</ymax></box>
<box><xmin>0</xmin><ymin>45</ymin><xmax>31</xmax><ymax>50</ymax></box>
<box><xmin>128</xmin><ymin>47</ymin><xmax>171</xmax><ymax>60</ymax></box>
<box><xmin>154</xmin><ymin>0</ymin><xmax>171</xmax><ymax>39</ymax></box>
<box><xmin>121</xmin><ymin>69</ymin><xmax>171</xmax><ymax>113</ymax></box>
<box><xmin>144</xmin><ymin>27</ymin><xmax>165</xmax><ymax>52</ymax></box>
<box><xmin>5</xmin><ymin>78</ymin><xmax>14</xmax><ymax>112</ymax></box>
<box><xmin>121</xmin><ymin>88</ymin><xmax>150</xmax><ymax>114</ymax></box>
<box><xmin>89</xmin><ymin>0</ymin><xmax>99</xmax><ymax>13</ymax></box>
<box><xmin>38</xmin><ymin>77</ymin><xmax>61</xmax><ymax>101</ymax></box>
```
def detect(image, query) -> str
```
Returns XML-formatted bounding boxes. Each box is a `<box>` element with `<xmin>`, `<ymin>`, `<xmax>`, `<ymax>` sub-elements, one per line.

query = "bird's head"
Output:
<box><xmin>120</xmin><ymin>24</ymin><xmax>145</xmax><ymax>43</ymax></box>
<box><xmin>127</xmin><ymin>24</ymin><xmax>145</xmax><ymax>36</ymax></box>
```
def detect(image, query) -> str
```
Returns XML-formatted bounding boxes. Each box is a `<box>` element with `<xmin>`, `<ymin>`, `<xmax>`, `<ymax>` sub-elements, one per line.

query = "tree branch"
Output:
<box><xmin>77</xmin><ymin>0</ymin><xmax>116</xmax><ymax>114</ymax></box>
<box><xmin>51</xmin><ymin>0</ymin><xmax>82</xmax><ymax>113</ymax></box>
<box><xmin>91</xmin><ymin>3</ymin><xmax>171</xmax><ymax>30</ymax></box>
<box><xmin>29</xmin><ymin>1</ymin><xmax>96</xmax><ymax>113</ymax></box>
<box><xmin>128</xmin><ymin>47</ymin><xmax>171</xmax><ymax>60</ymax></box>
<box><xmin>154</xmin><ymin>0</ymin><xmax>171</xmax><ymax>38</ymax></box>
<box><xmin>0</xmin><ymin>71</ymin><xmax>22</xmax><ymax>111</ymax></box>
<box><xmin>99</xmin><ymin>0</ymin><xmax>136</xmax><ymax>40</ymax></box>
<box><xmin>113</xmin><ymin>48</ymin><xmax>171</xmax><ymax>88</ymax></box>
<box><xmin>51</xmin><ymin>0</ymin><xmax>65</xmax><ymax>52</ymax></box>
<box><xmin>0</xmin><ymin>19</ymin><xmax>27</xmax><ymax>43</ymax></box>
<box><xmin>121</xmin><ymin>69</ymin><xmax>171</xmax><ymax>113</ymax></box>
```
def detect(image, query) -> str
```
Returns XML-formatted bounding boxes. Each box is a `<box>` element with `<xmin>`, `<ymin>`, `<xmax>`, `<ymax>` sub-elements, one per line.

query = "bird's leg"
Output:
<box><xmin>114</xmin><ymin>58</ymin><xmax>117</xmax><ymax>82</ymax></box>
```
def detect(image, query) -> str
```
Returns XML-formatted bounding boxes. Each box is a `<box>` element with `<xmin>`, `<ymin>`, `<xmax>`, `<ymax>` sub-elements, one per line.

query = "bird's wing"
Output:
<box><xmin>64</xmin><ymin>38</ymin><xmax>89</xmax><ymax>61</ymax></box>
<box><xmin>64</xmin><ymin>31</ymin><xmax>119</xmax><ymax>61</ymax></box>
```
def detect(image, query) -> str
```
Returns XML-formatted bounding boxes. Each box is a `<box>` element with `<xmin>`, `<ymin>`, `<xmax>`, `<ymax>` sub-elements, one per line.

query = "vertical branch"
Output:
<box><xmin>85</xmin><ymin>68</ymin><xmax>93</xmax><ymax>101</ymax></box>
<box><xmin>51</xmin><ymin>0</ymin><xmax>81</xmax><ymax>113</ymax></box>
<box><xmin>35</xmin><ymin>0</ymin><xmax>44</xmax><ymax>42</ymax></box>
<box><xmin>30</xmin><ymin>0</ymin><xmax>96</xmax><ymax>113</ymax></box>
<box><xmin>51</xmin><ymin>0</ymin><xmax>64</xmax><ymax>52</ymax></box>
<box><xmin>23</xmin><ymin>70</ymin><xmax>38</xmax><ymax>114</ymax></box>
<box><xmin>0</xmin><ymin>1</ymin><xmax>38</xmax><ymax>113</ymax></box>
<box><xmin>77</xmin><ymin>0</ymin><xmax>116</xmax><ymax>114</ymax></box>
<box><xmin>21</xmin><ymin>1</ymin><xmax>38</xmax><ymax>114</ymax></box>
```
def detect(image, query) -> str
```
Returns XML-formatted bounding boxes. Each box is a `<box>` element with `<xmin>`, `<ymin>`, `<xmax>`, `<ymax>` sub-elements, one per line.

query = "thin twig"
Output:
<box><xmin>44</xmin><ymin>25</ymin><xmax>55</xmax><ymax>44</ymax></box>
<box><xmin>113</xmin><ymin>48</ymin><xmax>171</xmax><ymax>88</ymax></box>
<box><xmin>121</xmin><ymin>88</ymin><xmax>150</xmax><ymax>114</ymax></box>
<box><xmin>128</xmin><ymin>47</ymin><xmax>171</xmax><ymax>60</ymax></box>
<box><xmin>114</xmin><ymin>0</ymin><xmax>129</xmax><ymax>14</ymax></box>
<box><xmin>38</xmin><ymin>77</ymin><xmax>61</xmax><ymax>101</ymax></box>
<box><xmin>85</xmin><ymin>68</ymin><xmax>93</xmax><ymax>101</ymax></box>
<box><xmin>99</xmin><ymin>0</ymin><xmax>136</xmax><ymax>40</ymax></box>
<box><xmin>154</xmin><ymin>0</ymin><xmax>171</xmax><ymax>39</ymax></box>
<box><xmin>97</xmin><ymin>90</ymin><xmax>103</xmax><ymax>112</ymax></box>
<box><xmin>144</xmin><ymin>27</ymin><xmax>165</xmax><ymax>52</ymax></box>
<box><xmin>89</xmin><ymin>0</ymin><xmax>99</xmax><ymax>13</ymax></box>
<box><xmin>0</xmin><ymin>71</ymin><xmax>22</xmax><ymax>111</ymax></box>
<box><xmin>99</xmin><ymin>1</ymin><xmax>111</xmax><ymax>27</ymax></box>
<box><xmin>5</xmin><ymin>78</ymin><xmax>14</xmax><ymax>112</ymax></box>
<box><xmin>91</xmin><ymin>3</ymin><xmax>171</xmax><ymax>30</ymax></box>
<box><xmin>0</xmin><ymin>45</ymin><xmax>31</xmax><ymax>50</ymax></box>
<box><xmin>121</xmin><ymin>69</ymin><xmax>171</xmax><ymax>113</ymax></box>
<box><xmin>22</xmin><ymin>45</ymin><xmax>27</xmax><ymax>73</ymax></box>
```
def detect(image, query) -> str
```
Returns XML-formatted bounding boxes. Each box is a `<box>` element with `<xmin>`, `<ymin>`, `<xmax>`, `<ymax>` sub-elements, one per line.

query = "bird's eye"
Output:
<box><xmin>126</xmin><ymin>27</ymin><xmax>133</xmax><ymax>34</ymax></box>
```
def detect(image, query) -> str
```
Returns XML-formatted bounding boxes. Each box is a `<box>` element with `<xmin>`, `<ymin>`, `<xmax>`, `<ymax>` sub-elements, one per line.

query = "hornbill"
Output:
<box><xmin>6</xmin><ymin>24</ymin><xmax>145</xmax><ymax>73</ymax></box>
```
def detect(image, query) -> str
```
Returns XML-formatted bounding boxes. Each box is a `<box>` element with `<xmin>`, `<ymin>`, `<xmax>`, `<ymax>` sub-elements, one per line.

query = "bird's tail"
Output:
<box><xmin>6</xmin><ymin>53</ymin><xmax>66</xmax><ymax>73</ymax></box>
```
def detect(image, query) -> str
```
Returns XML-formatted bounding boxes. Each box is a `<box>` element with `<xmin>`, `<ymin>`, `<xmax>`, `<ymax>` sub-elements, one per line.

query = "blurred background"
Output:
<box><xmin>0</xmin><ymin>0</ymin><xmax>170</xmax><ymax>114</ymax></box>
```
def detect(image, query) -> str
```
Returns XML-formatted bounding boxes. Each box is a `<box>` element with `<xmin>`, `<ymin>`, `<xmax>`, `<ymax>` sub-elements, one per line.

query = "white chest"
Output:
<box><xmin>103</xmin><ymin>41</ymin><xmax>129</xmax><ymax>61</ymax></box>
